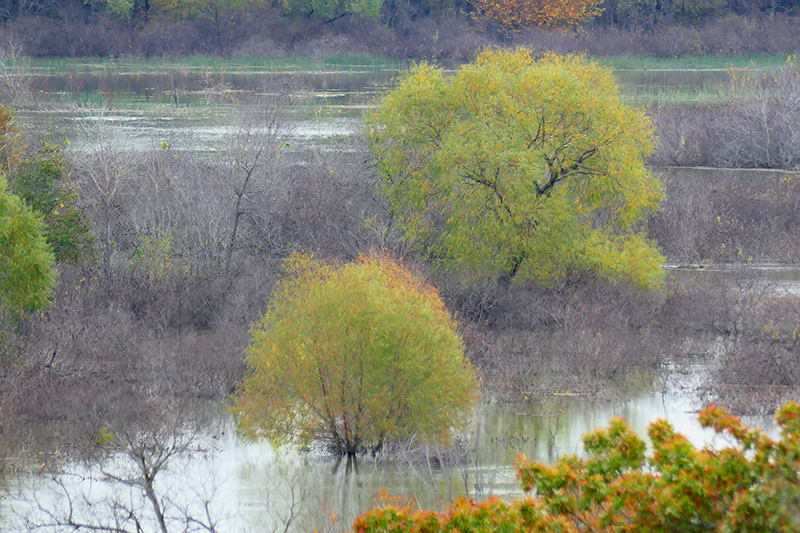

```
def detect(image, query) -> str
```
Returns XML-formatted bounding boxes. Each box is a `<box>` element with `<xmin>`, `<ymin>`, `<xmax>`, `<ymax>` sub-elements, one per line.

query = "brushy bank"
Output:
<box><xmin>2</xmin><ymin>13</ymin><xmax>800</xmax><ymax>59</ymax></box>
<box><xmin>3</xmin><ymin>136</ymin><xmax>798</xmax><ymax>464</ymax></box>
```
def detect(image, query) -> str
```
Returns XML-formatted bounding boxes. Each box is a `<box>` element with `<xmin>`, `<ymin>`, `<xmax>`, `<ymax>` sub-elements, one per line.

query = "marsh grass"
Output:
<box><xmin>0</xmin><ymin>53</ymin><xmax>400</xmax><ymax>111</ymax></box>
<box><xmin>19</xmin><ymin>53</ymin><xmax>784</xmax><ymax>78</ymax></box>
<box><xmin>12</xmin><ymin>54</ymin><xmax>403</xmax><ymax>77</ymax></box>
<box><xmin>597</xmin><ymin>54</ymin><xmax>793</xmax><ymax>106</ymax></box>
<box><xmin>596</xmin><ymin>53</ymin><xmax>793</xmax><ymax>71</ymax></box>
<box><xmin>7</xmin><ymin>52</ymin><xmax>793</xmax><ymax>118</ymax></box>
<box><xmin>621</xmin><ymin>83</ymin><xmax>734</xmax><ymax>106</ymax></box>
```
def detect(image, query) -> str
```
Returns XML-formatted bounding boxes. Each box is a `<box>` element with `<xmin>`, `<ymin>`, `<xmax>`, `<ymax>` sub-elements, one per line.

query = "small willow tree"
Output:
<box><xmin>232</xmin><ymin>252</ymin><xmax>479</xmax><ymax>456</ymax></box>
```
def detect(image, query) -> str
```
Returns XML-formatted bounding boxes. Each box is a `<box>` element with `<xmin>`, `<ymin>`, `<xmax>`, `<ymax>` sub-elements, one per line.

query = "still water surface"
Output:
<box><xmin>16</xmin><ymin>60</ymin><xmax>746</xmax><ymax>152</ymax></box>
<box><xmin>3</xmin><ymin>384</ymin><xmax>777</xmax><ymax>532</ymax></box>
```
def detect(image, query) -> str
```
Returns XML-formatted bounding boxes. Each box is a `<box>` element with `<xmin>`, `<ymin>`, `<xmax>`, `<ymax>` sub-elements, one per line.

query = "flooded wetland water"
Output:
<box><xmin>14</xmin><ymin>53</ymin><xmax>788</xmax><ymax>148</ymax></box>
<box><xmin>2</xmin><ymin>54</ymin><xmax>798</xmax><ymax>531</ymax></box>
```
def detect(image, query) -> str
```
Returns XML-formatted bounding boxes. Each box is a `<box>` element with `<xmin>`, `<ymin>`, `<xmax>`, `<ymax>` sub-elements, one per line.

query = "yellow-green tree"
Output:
<box><xmin>0</xmin><ymin>177</ymin><xmax>55</xmax><ymax>317</ymax></box>
<box><xmin>366</xmin><ymin>48</ymin><xmax>665</xmax><ymax>290</ymax></box>
<box><xmin>232</xmin><ymin>252</ymin><xmax>479</xmax><ymax>456</ymax></box>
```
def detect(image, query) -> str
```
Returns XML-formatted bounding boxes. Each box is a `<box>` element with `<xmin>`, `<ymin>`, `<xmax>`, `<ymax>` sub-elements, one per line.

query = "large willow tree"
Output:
<box><xmin>366</xmin><ymin>48</ymin><xmax>665</xmax><ymax>290</ymax></box>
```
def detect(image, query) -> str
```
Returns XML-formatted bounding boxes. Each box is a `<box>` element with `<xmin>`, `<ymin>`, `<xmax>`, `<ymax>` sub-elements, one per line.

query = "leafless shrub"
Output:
<box><xmin>377</xmin><ymin>405</ymin><xmax>508</xmax><ymax>506</ymax></box>
<box><xmin>755</xmin><ymin>17</ymin><xmax>800</xmax><ymax>54</ymax></box>
<box><xmin>671</xmin><ymin>266</ymin><xmax>776</xmax><ymax>338</ymax></box>
<box><xmin>392</xmin><ymin>16</ymin><xmax>489</xmax><ymax>60</ymax></box>
<box><xmin>143</xmin><ymin>333</ymin><xmax>248</xmax><ymax>399</ymax></box>
<box><xmin>132</xmin><ymin>21</ymin><xmax>202</xmax><ymax>58</ymax></box>
<box><xmin>292</xmin><ymin>34</ymin><xmax>369</xmax><ymax>58</ymax></box>
<box><xmin>7</xmin><ymin>403</ymin><xmax>241</xmax><ymax>533</ymax></box>
<box><xmin>71</xmin><ymin>121</ymin><xmax>139</xmax><ymax>262</ymax></box>
<box><xmin>698</xmin><ymin>290</ymin><xmax>800</xmax><ymax>415</ymax></box>
<box><xmin>0</xmin><ymin>39</ymin><xmax>35</xmax><ymax>107</ymax></box>
<box><xmin>579</xmin><ymin>27</ymin><xmax>648</xmax><ymax>56</ymax></box>
<box><xmin>513</xmin><ymin>27</ymin><xmax>587</xmax><ymax>55</ymax></box>
<box><xmin>647</xmin><ymin>26</ymin><xmax>703</xmax><ymax>57</ymax></box>
<box><xmin>699</xmin><ymin>15</ymin><xmax>761</xmax><ymax>54</ymax></box>
<box><xmin>265</xmin><ymin>146</ymin><xmax>389</xmax><ymax>259</ymax></box>
<box><xmin>648</xmin><ymin>167</ymin><xmax>800</xmax><ymax>265</ymax></box>
<box><xmin>653</xmin><ymin>66</ymin><xmax>800</xmax><ymax>171</ymax></box>
<box><xmin>0</xmin><ymin>17</ymin><xmax>130</xmax><ymax>57</ymax></box>
<box><xmin>440</xmin><ymin>261</ymin><xmax>800</xmax><ymax>415</ymax></box>
<box><xmin>650</xmin><ymin>107</ymin><xmax>721</xmax><ymax>167</ymax></box>
<box><xmin>646</xmin><ymin>170</ymin><xmax>715</xmax><ymax>265</ymax></box>
<box><xmin>337</xmin><ymin>12</ymin><xmax>403</xmax><ymax>53</ymax></box>
<box><xmin>713</xmin><ymin>67</ymin><xmax>800</xmax><ymax>169</ymax></box>
<box><xmin>233</xmin><ymin>35</ymin><xmax>288</xmax><ymax>57</ymax></box>
<box><xmin>456</xmin><ymin>281</ymin><xmax>669</xmax><ymax>401</ymax></box>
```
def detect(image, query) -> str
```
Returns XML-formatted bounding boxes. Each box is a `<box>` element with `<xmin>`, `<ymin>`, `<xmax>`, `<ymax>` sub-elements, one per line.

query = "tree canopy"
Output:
<box><xmin>354</xmin><ymin>401</ymin><xmax>800</xmax><ymax>533</ymax></box>
<box><xmin>366</xmin><ymin>48</ymin><xmax>665</xmax><ymax>290</ymax></box>
<box><xmin>9</xmin><ymin>143</ymin><xmax>97</xmax><ymax>265</ymax></box>
<box><xmin>0</xmin><ymin>176</ymin><xmax>55</xmax><ymax>316</ymax></box>
<box><xmin>0</xmin><ymin>107</ymin><xmax>96</xmax><ymax>266</ymax></box>
<box><xmin>232</xmin><ymin>252</ymin><xmax>479</xmax><ymax>456</ymax></box>
<box><xmin>279</xmin><ymin>0</ymin><xmax>382</xmax><ymax>21</ymax></box>
<box><xmin>468</xmin><ymin>0</ymin><xmax>603</xmax><ymax>33</ymax></box>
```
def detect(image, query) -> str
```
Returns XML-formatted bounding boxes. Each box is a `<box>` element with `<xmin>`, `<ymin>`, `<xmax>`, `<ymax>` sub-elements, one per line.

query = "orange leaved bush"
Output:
<box><xmin>354</xmin><ymin>401</ymin><xmax>800</xmax><ymax>532</ymax></box>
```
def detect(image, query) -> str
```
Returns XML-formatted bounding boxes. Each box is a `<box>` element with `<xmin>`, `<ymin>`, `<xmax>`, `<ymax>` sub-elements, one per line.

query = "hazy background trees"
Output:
<box><xmin>0</xmin><ymin>0</ymin><xmax>799</xmax><ymax>59</ymax></box>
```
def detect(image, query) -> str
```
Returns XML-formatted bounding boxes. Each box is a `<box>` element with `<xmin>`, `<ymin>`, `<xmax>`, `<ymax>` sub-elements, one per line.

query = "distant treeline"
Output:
<box><xmin>596</xmin><ymin>0</ymin><xmax>800</xmax><ymax>30</ymax></box>
<box><xmin>0</xmin><ymin>0</ymin><xmax>796</xmax><ymax>28</ymax></box>
<box><xmin>0</xmin><ymin>12</ymin><xmax>798</xmax><ymax>59</ymax></box>
<box><xmin>0</xmin><ymin>0</ymin><xmax>798</xmax><ymax>58</ymax></box>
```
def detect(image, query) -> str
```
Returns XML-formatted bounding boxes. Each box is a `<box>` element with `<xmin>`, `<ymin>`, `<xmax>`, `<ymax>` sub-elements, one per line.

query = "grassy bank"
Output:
<box><xmin>596</xmin><ymin>53</ymin><xmax>793</xmax><ymax>71</ymax></box>
<box><xmin>19</xmin><ymin>51</ymin><xmax>788</xmax><ymax>77</ymax></box>
<box><xmin>10</xmin><ymin>54</ymin><xmax>404</xmax><ymax>77</ymax></box>
<box><xmin>6</xmin><ymin>52</ymin><xmax>790</xmax><ymax>110</ymax></box>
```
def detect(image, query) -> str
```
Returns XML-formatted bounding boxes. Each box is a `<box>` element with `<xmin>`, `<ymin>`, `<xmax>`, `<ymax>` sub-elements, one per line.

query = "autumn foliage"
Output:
<box><xmin>468</xmin><ymin>0</ymin><xmax>603</xmax><ymax>33</ymax></box>
<box><xmin>354</xmin><ymin>402</ymin><xmax>800</xmax><ymax>532</ymax></box>
<box><xmin>232</xmin><ymin>252</ymin><xmax>479</xmax><ymax>456</ymax></box>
